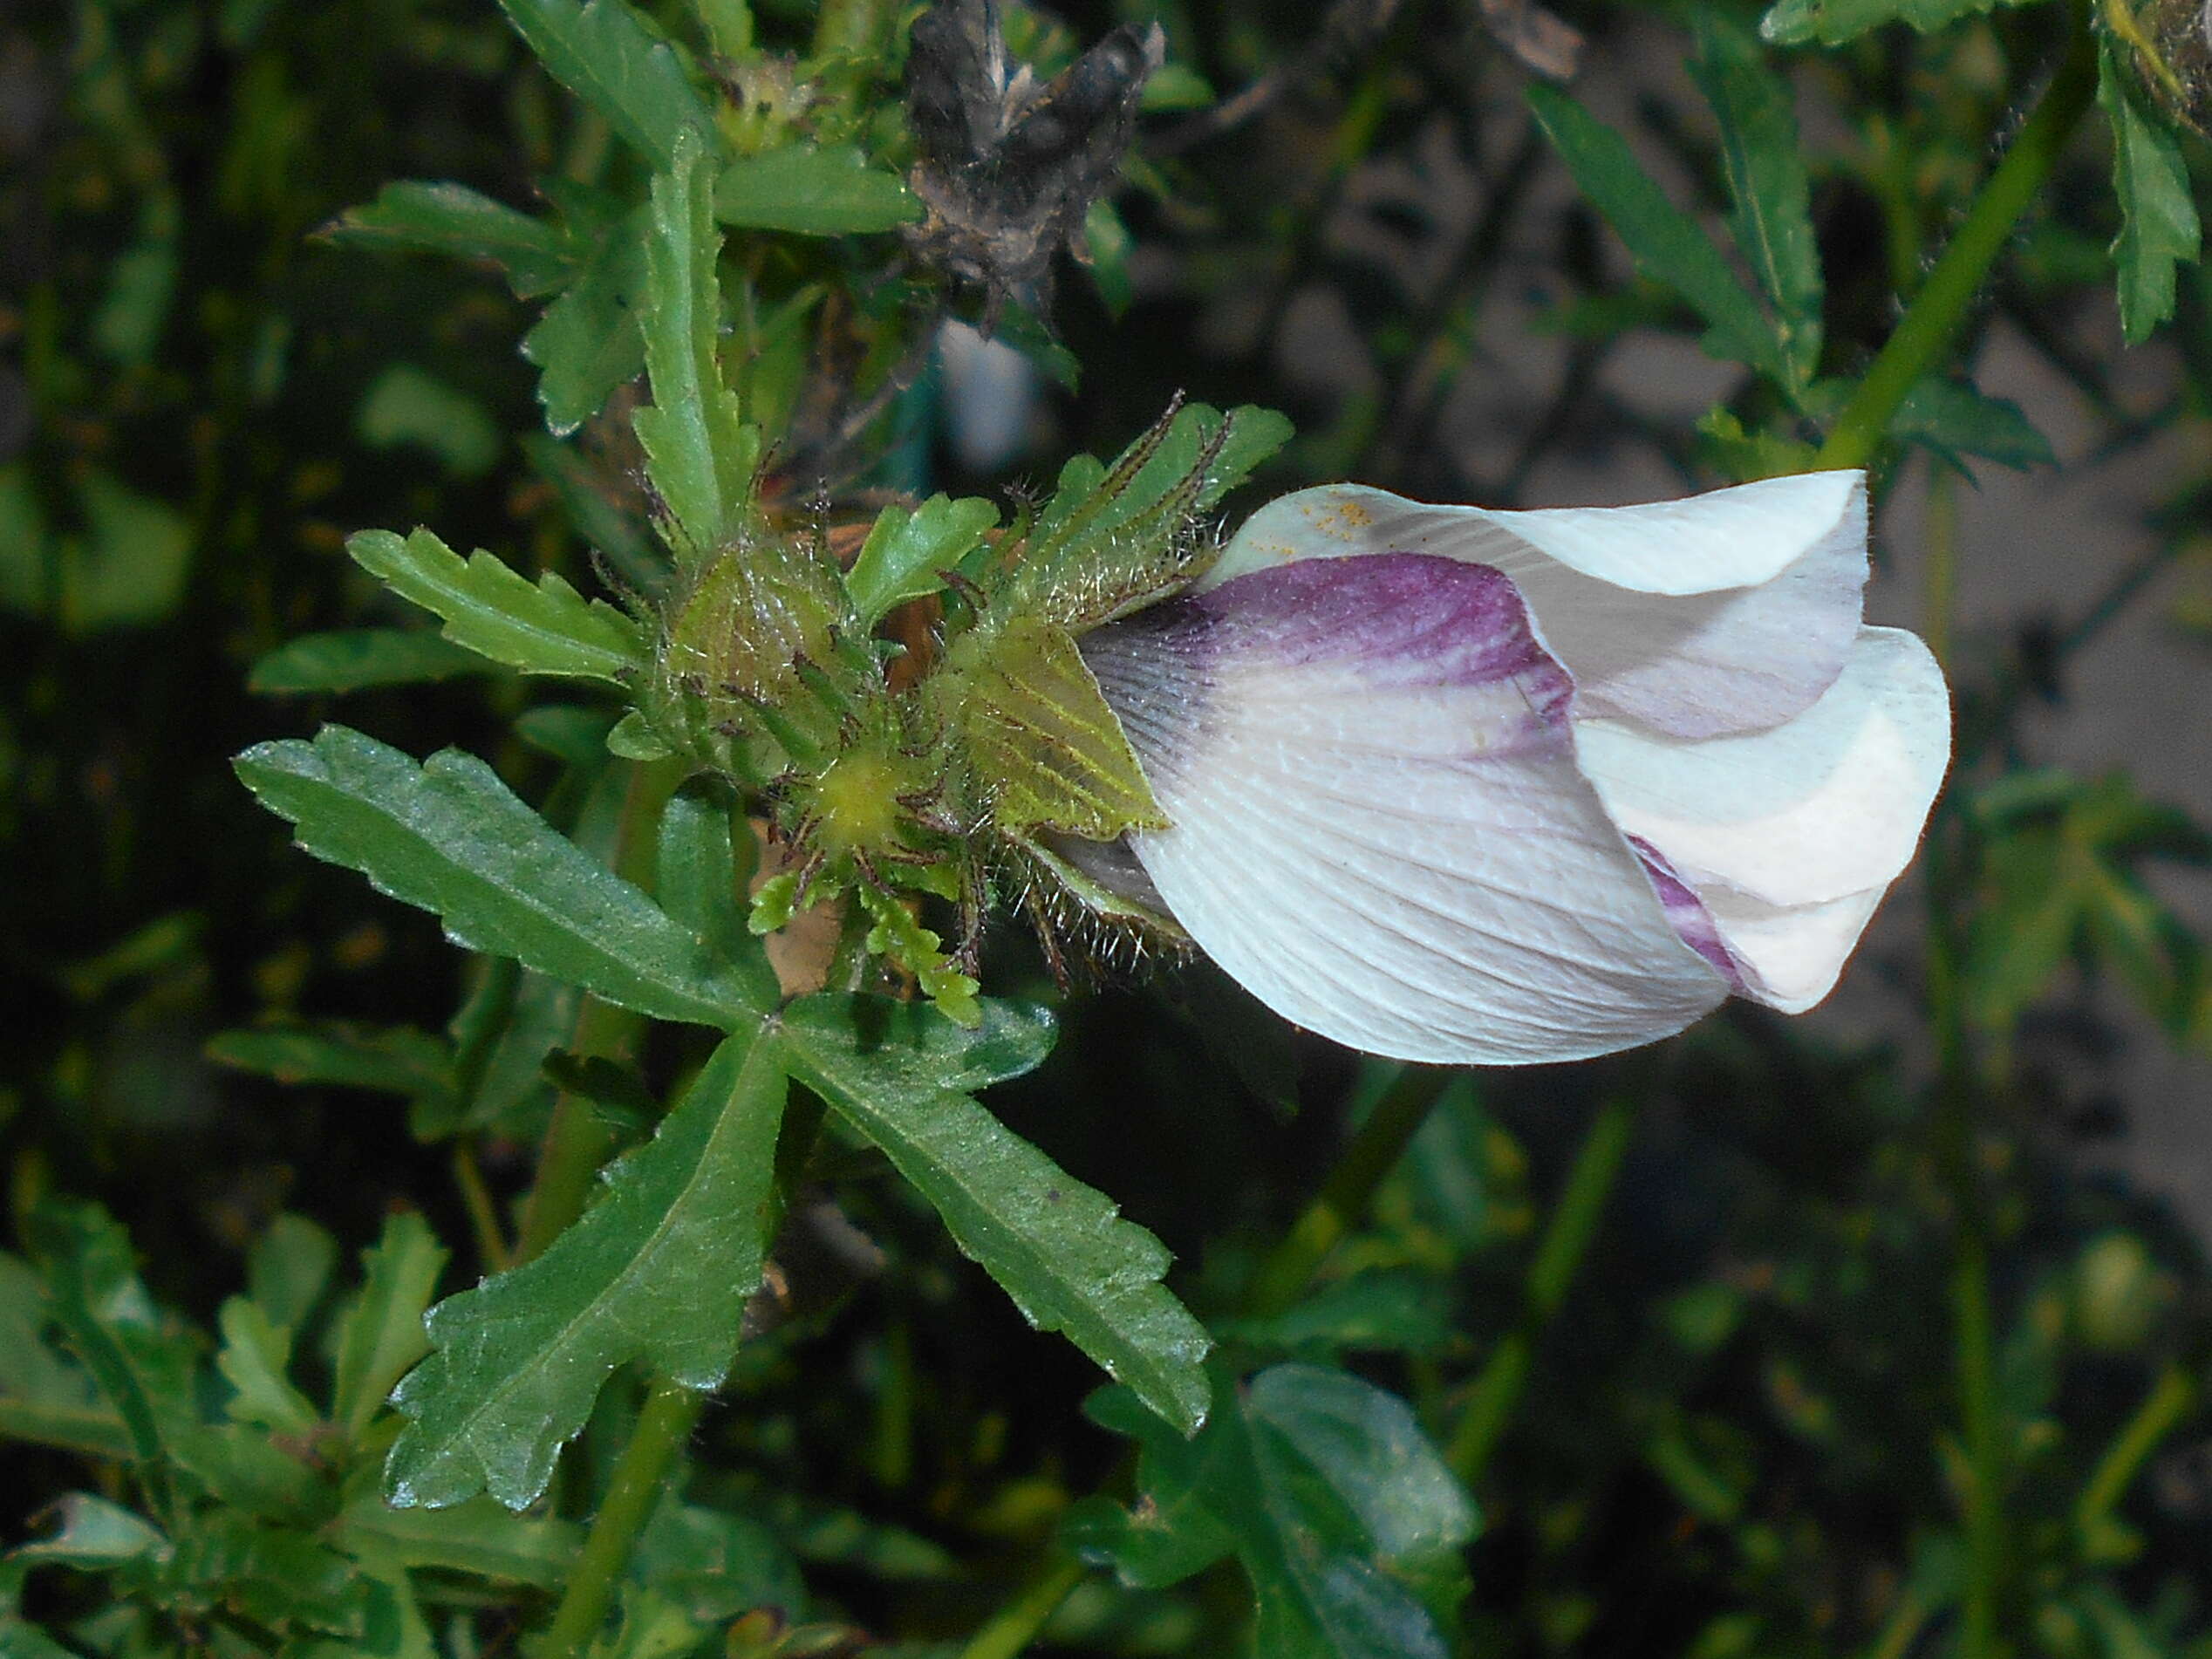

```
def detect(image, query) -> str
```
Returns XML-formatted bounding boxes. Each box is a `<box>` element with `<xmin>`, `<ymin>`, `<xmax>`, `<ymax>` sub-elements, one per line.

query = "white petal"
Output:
<box><xmin>1207</xmin><ymin>474</ymin><xmax>1869</xmax><ymax>739</ymax></box>
<box><xmin>1082</xmin><ymin>554</ymin><xmax>1728</xmax><ymax>1064</ymax></box>
<box><xmin>1574</xmin><ymin>625</ymin><xmax>1950</xmax><ymax>1009</ymax></box>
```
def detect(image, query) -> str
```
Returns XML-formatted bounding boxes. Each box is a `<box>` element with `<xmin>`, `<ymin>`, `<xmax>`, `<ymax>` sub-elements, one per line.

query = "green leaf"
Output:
<box><xmin>249</xmin><ymin>1214</ymin><xmax>339</xmax><ymax>1333</ymax></box>
<box><xmin>2099</xmin><ymin>42</ymin><xmax>2202</xmax><ymax>345</ymax></box>
<box><xmin>1074</xmin><ymin>1366</ymin><xmax>1477</xmax><ymax>1659</ymax></box>
<box><xmin>523</xmin><ymin>203</ymin><xmax>650</xmax><ymax>435</ymax></box>
<box><xmin>58</xmin><ymin>469</ymin><xmax>195</xmax><ymax>635</ymax></box>
<box><xmin>846</xmin><ymin>494</ymin><xmax>1000</xmax><ymax>626</ymax></box>
<box><xmin>16</xmin><ymin>1493</ymin><xmax>168</xmax><ymax>1569</ymax></box>
<box><xmin>234</xmin><ymin>726</ymin><xmax>761</xmax><ymax>1028</ymax></box>
<box><xmin>248</xmin><ymin>629</ymin><xmax>495</xmax><ymax>694</ymax></box>
<box><xmin>1221</xmin><ymin>1270</ymin><xmax>1455</xmax><ymax>1358</ymax></box>
<box><xmin>333</xmin><ymin>1212</ymin><xmax>449</xmax><ymax>1443</ymax></box>
<box><xmin>215</xmin><ymin>1299</ymin><xmax>319</xmax><ymax>1433</ymax></box>
<box><xmin>26</xmin><ymin>1203</ymin><xmax>196</xmax><ymax>1494</ymax></box>
<box><xmin>1690</xmin><ymin>12</ymin><xmax>1822</xmax><ymax>387</ymax></box>
<box><xmin>496</xmin><ymin>0</ymin><xmax>708</xmax><ymax>168</ymax></box>
<box><xmin>1526</xmin><ymin>84</ymin><xmax>1786</xmax><ymax>384</ymax></box>
<box><xmin>326</xmin><ymin>180</ymin><xmax>575</xmax><ymax>299</ymax></box>
<box><xmin>338</xmin><ymin>1491</ymin><xmax>579</xmax><ymax>1587</ymax></box>
<box><xmin>777</xmin><ymin>996</ymin><xmax>1212</xmax><ymax>1435</ymax></box>
<box><xmin>714</xmin><ymin>144</ymin><xmax>918</xmax><ymax>234</ymax></box>
<box><xmin>634</xmin><ymin>127</ymin><xmax>759</xmax><ymax>558</ymax></box>
<box><xmin>443</xmin><ymin>959</ymin><xmax>584</xmax><ymax>1138</ymax></box>
<box><xmin>358</xmin><ymin>365</ymin><xmax>503</xmax><ymax>478</ymax></box>
<box><xmin>0</xmin><ymin>1253</ymin><xmax>130</xmax><ymax>1461</ymax></box>
<box><xmin>347</xmin><ymin>528</ymin><xmax>645</xmax><ymax>685</ymax></box>
<box><xmin>633</xmin><ymin>1503</ymin><xmax>807</xmax><ymax>1623</ymax></box>
<box><xmin>208</xmin><ymin>1022</ymin><xmax>458</xmax><ymax>1115</ymax></box>
<box><xmin>386</xmin><ymin>1032</ymin><xmax>784</xmax><ymax>1508</ymax></box>
<box><xmin>1893</xmin><ymin>377</ymin><xmax>2056</xmax><ymax>471</ymax></box>
<box><xmin>1760</xmin><ymin>0</ymin><xmax>2014</xmax><ymax>46</ymax></box>
<box><xmin>943</xmin><ymin>614</ymin><xmax>1167</xmax><ymax>841</ymax></box>
<box><xmin>656</xmin><ymin>780</ymin><xmax>780</xmax><ymax>1011</ymax></box>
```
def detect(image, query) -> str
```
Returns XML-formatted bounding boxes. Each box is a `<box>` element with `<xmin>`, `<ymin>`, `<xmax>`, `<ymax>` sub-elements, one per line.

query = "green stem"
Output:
<box><xmin>2075</xmin><ymin>1362</ymin><xmax>2198</xmax><ymax>1543</ymax></box>
<box><xmin>1954</xmin><ymin>1231</ymin><xmax>2002</xmax><ymax>1659</ymax></box>
<box><xmin>451</xmin><ymin>1140</ymin><xmax>510</xmax><ymax>1273</ymax></box>
<box><xmin>1243</xmin><ymin>1068</ymin><xmax>1454</xmax><ymax>1318</ymax></box>
<box><xmin>532</xmin><ymin>1379</ymin><xmax>709</xmax><ymax>1659</ymax></box>
<box><xmin>1813</xmin><ymin>17</ymin><xmax>2098</xmax><ymax>472</ymax></box>
<box><xmin>514</xmin><ymin>760</ymin><xmax>682</xmax><ymax>1266</ymax></box>
<box><xmin>957</xmin><ymin>1555</ymin><xmax>1089</xmax><ymax>1659</ymax></box>
<box><xmin>1447</xmin><ymin>1094</ymin><xmax>1639</xmax><ymax>1485</ymax></box>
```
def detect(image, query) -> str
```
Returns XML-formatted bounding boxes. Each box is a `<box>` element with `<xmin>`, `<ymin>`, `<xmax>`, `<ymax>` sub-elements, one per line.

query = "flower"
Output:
<box><xmin>1075</xmin><ymin>471</ymin><xmax>1950</xmax><ymax>1064</ymax></box>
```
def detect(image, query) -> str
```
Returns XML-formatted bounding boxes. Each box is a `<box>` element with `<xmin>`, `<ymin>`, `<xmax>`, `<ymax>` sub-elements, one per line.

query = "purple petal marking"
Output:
<box><xmin>1628</xmin><ymin>834</ymin><xmax>1745</xmax><ymax>993</ymax></box>
<box><xmin>1082</xmin><ymin>553</ymin><xmax>1577</xmax><ymax>789</ymax></box>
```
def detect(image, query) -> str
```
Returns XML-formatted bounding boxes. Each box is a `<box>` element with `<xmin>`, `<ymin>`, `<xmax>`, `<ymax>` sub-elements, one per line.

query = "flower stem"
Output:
<box><xmin>1243</xmin><ymin>1067</ymin><xmax>1455</xmax><ymax>1318</ymax></box>
<box><xmin>1447</xmin><ymin>1093</ymin><xmax>1638</xmax><ymax>1485</ymax></box>
<box><xmin>532</xmin><ymin>1378</ymin><xmax>708</xmax><ymax>1659</ymax></box>
<box><xmin>956</xmin><ymin>1554</ymin><xmax>1090</xmax><ymax>1659</ymax></box>
<box><xmin>1813</xmin><ymin>15</ymin><xmax>2098</xmax><ymax>473</ymax></box>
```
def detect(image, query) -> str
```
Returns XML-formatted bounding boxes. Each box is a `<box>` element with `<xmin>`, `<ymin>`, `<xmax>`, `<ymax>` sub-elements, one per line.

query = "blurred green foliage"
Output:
<box><xmin>5</xmin><ymin>0</ymin><xmax>2212</xmax><ymax>1656</ymax></box>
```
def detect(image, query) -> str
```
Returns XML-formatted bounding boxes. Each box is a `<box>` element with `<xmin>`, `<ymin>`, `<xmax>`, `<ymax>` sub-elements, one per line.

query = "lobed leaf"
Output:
<box><xmin>846</xmin><ymin>493</ymin><xmax>1000</xmax><ymax>625</ymax></box>
<box><xmin>1527</xmin><ymin>83</ymin><xmax>1787</xmax><ymax>385</ymax></box>
<box><xmin>715</xmin><ymin>144</ymin><xmax>919</xmax><ymax>235</ymax></box>
<box><xmin>2098</xmin><ymin>43</ymin><xmax>2202</xmax><ymax>345</ymax></box>
<box><xmin>332</xmin><ymin>1212</ymin><xmax>450</xmax><ymax>1442</ymax></box>
<box><xmin>522</xmin><ymin>202</ymin><xmax>650</xmax><ymax>435</ymax></box>
<box><xmin>234</xmin><ymin>726</ymin><xmax>761</xmax><ymax>1029</ymax></box>
<box><xmin>1894</xmin><ymin>377</ymin><xmax>2056</xmax><ymax>472</ymax></box>
<box><xmin>495</xmin><ymin>0</ymin><xmax>708</xmax><ymax>168</ymax></box>
<box><xmin>347</xmin><ymin>528</ymin><xmax>643</xmax><ymax>685</ymax></box>
<box><xmin>1761</xmin><ymin>0</ymin><xmax>2015</xmax><ymax>47</ymax></box>
<box><xmin>777</xmin><ymin>996</ymin><xmax>1212</xmax><ymax>1434</ymax></box>
<box><xmin>324</xmin><ymin>180</ymin><xmax>574</xmax><ymax>298</ymax></box>
<box><xmin>386</xmin><ymin>1032</ymin><xmax>784</xmax><ymax>1508</ymax></box>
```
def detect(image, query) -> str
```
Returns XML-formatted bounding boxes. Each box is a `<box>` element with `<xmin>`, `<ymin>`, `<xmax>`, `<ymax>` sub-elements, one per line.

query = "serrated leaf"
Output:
<box><xmin>2099</xmin><ymin>42</ymin><xmax>2202</xmax><ymax>345</ymax></box>
<box><xmin>1075</xmin><ymin>1366</ymin><xmax>1476</xmax><ymax>1659</ymax></box>
<box><xmin>1894</xmin><ymin>376</ymin><xmax>2055</xmax><ymax>471</ymax></box>
<box><xmin>776</xmin><ymin>996</ymin><xmax>1212</xmax><ymax>1434</ymax></box>
<box><xmin>1690</xmin><ymin>12</ymin><xmax>1821</xmax><ymax>387</ymax></box>
<box><xmin>215</xmin><ymin>1299</ymin><xmax>319</xmax><ymax>1432</ymax></box>
<box><xmin>249</xmin><ymin>629</ymin><xmax>495</xmax><ymax>694</ymax></box>
<box><xmin>1526</xmin><ymin>83</ymin><xmax>1786</xmax><ymax>385</ymax></box>
<box><xmin>634</xmin><ymin>127</ymin><xmax>758</xmax><ymax>560</ymax></box>
<box><xmin>325</xmin><ymin>180</ymin><xmax>574</xmax><ymax>299</ymax></box>
<box><xmin>386</xmin><ymin>1032</ymin><xmax>783</xmax><ymax>1508</ymax></box>
<box><xmin>496</xmin><ymin>0</ymin><xmax>708</xmax><ymax>168</ymax></box>
<box><xmin>523</xmin><ymin>203</ymin><xmax>650</xmax><ymax>434</ymax></box>
<box><xmin>946</xmin><ymin>614</ymin><xmax>1166</xmax><ymax>841</ymax></box>
<box><xmin>347</xmin><ymin>529</ymin><xmax>643</xmax><ymax>685</ymax></box>
<box><xmin>333</xmin><ymin>1212</ymin><xmax>450</xmax><ymax>1443</ymax></box>
<box><xmin>234</xmin><ymin>726</ymin><xmax>761</xmax><ymax>1028</ymax></box>
<box><xmin>714</xmin><ymin>144</ymin><xmax>918</xmax><ymax>234</ymax></box>
<box><xmin>846</xmin><ymin>494</ymin><xmax>1000</xmax><ymax>626</ymax></box>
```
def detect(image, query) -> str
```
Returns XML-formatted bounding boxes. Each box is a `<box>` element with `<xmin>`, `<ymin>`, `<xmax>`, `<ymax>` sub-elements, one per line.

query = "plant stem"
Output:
<box><xmin>533</xmin><ymin>1379</ymin><xmax>708</xmax><ymax>1659</ymax></box>
<box><xmin>1447</xmin><ymin>1094</ymin><xmax>1638</xmax><ymax>1485</ymax></box>
<box><xmin>1243</xmin><ymin>1067</ymin><xmax>1454</xmax><ymax>1318</ymax></box>
<box><xmin>514</xmin><ymin>759</ymin><xmax>682</xmax><ymax>1266</ymax></box>
<box><xmin>957</xmin><ymin>1554</ymin><xmax>1089</xmax><ymax>1659</ymax></box>
<box><xmin>2075</xmin><ymin>1362</ymin><xmax>2198</xmax><ymax>1543</ymax></box>
<box><xmin>1813</xmin><ymin>16</ymin><xmax>2097</xmax><ymax>472</ymax></box>
<box><xmin>450</xmin><ymin>1140</ymin><xmax>509</xmax><ymax>1273</ymax></box>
